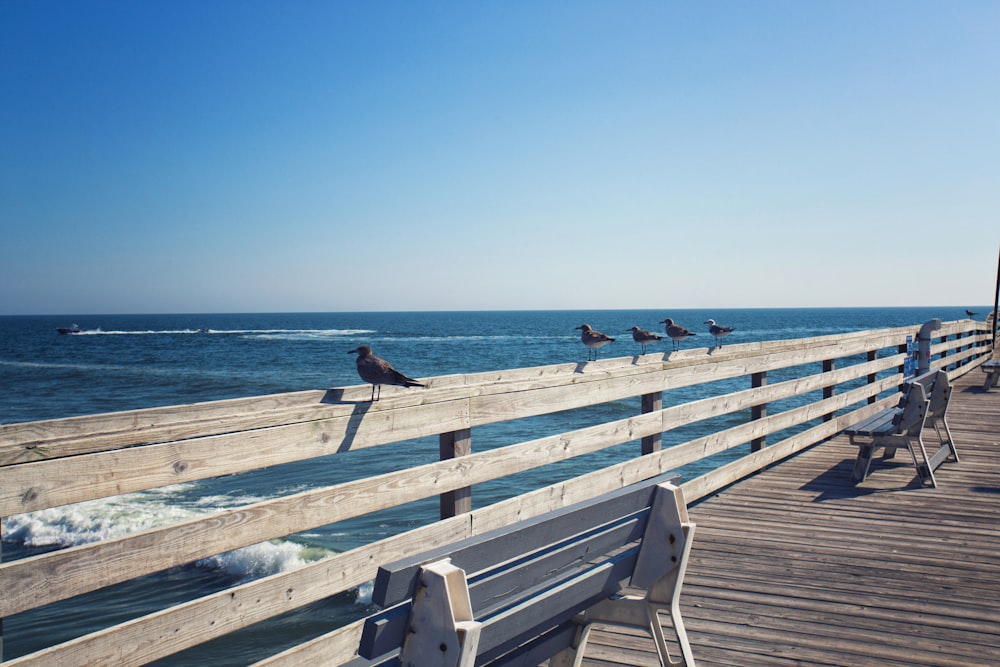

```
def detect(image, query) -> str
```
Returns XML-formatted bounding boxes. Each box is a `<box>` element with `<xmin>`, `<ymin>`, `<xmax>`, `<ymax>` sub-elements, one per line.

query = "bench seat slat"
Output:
<box><xmin>358</xmin><ymin>518</ymin><xmax>646</xmax><ymax>660</ymax></box>
<box><xmin>471</xmin><ymin>517</ymin><xmax>646</xmax><ymax>617</ymax></box>
<box><xmin>477</xmin><ymin>551</ymin><xmax>638</xmax><ymax>662</ymax></box>
<box><xmin>372</xmin><ymin>472</ymin><xmax>677</xmax><ymax>607</ymax></box>
<box><xmin>845</xmin><ymin>408</ymin><xmax>901</xmax><ymax>437</ymax></box>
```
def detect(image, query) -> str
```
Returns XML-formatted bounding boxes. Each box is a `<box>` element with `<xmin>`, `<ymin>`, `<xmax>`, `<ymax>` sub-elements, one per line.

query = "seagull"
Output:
<box><xmin>661</xmin><ymin>318</ymin><xmax>697</xmax><ymax>350</ymax></box>
<box><xmin>348</xmin><ymin>345</ymin><xmax>425</xmax><ymax>401</ymax></box>
<box><xmin>576</xmin><ymin>324</ymin><xmax>615</xmax><ymax>361</ymax></box>
<box><xmin>704</xmin><ymin>319</ymin><xmax>735</xmax><ymax>347</ymax></box>
<box><xmin>630</xmin><ymin>326</ymin><xmax>662</xmax><ymax>355</ymax></box>
<box><xmin>965</xmin><ymin>310</ymin><xmax>977</xmax><ymax>318</ymax></box>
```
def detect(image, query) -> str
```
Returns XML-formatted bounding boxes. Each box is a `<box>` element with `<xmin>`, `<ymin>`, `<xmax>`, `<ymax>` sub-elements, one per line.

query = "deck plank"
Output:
<box><xmin>581</xmin><ymin>366</ymin><xmax>1000</xmax><ymax>666</ymax></box>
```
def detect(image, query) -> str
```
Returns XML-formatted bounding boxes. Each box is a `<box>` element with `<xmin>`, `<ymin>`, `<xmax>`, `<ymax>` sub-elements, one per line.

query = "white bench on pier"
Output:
<box><xmin>845</xmin><ymin>369</ymin><xmax>958</xmax><ymax>488</ymax></box>
<box><xmin>354</xmin><ymin>473</ymin><xmax>696</xmax><ymax>667</ymax></box>
<box><xmin>982</xmin><ymin>360</ymin><xmax>1000</xmax><ymax>391</ymax></box>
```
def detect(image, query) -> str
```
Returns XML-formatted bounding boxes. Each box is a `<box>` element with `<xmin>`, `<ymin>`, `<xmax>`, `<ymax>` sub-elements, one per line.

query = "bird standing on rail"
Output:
<box><xmin>576</xmin><ymin>324</ymin><xmax>615</xmax><ymax>361</ymax></box>
<box><xmin>348</xmin><ymin>345</ymin><xmax>425</xmax><ymax>401</ymax></box>
<box><xmin>630</xmin><ymin>326</ymin><xmax>662</xmax><ymax>355</ymax></box>
<box><xmin>704</xmin><ymin>319</ymin><xmax>735</xmax><ymax>347</ymax></box>
<box><xmin>662</xmin><ymin>318</ymin><xmax>697</xmax><ymax>350</ymax></box>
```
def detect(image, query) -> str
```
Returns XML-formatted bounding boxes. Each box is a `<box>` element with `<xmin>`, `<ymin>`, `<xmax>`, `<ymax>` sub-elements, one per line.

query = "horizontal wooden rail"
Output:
<box><xmin>1</xmin><ymin>318</ymin><xmax>993</xmax><ymax>666</ymax></box>
<box><xmin>0</xmin><ymin>353</ymin><xmax>909</xmax><ymax>617</ymax></box>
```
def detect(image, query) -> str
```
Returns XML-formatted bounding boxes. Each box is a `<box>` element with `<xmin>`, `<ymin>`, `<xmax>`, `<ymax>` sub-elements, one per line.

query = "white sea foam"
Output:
<box><xmin>2</xmin><ymin>485</ymin><xmax>328</xmax><ymax>581</ymax></box>
<box><xmin>355</xmin><ymin>580</ymin><xmax>375</xmax><ymax>605</ymax></box>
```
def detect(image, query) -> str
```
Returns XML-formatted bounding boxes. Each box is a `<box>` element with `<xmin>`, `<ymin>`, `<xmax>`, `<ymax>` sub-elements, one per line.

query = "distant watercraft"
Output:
<box><xmin>56</xmin><ymin>324</ymin><xmax>82</xmax><ymax>335</ymax></box>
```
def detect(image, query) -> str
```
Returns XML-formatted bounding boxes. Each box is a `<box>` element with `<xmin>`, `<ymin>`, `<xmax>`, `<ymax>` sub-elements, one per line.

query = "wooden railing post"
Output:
<box><xmin>750</xmin><ymin>371</ymin><xmax>767</xmax><ymax>452</ymax></box>
<box><xmin>867</xmin><ymin>350</ymin><xmax>878</xmax><ymax>404</ymax></box>
<box><xmin>822</xmin><ymin>359</ymin><xmax>836</xmax><ymax>422</ymax></box>
<box><xmin>641</xmin><ymin>391</ymin><xmax>662</xmax><ymax>455</ymax></box>
<box><xmin>439</xmin><ymin>429</ymin><xmax>472</xmax><ymax>519</ymax></box>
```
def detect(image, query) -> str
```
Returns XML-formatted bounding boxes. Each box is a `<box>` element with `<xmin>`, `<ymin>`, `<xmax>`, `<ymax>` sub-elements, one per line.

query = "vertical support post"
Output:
<box><xmin>822</xmin><ymin>359</ymin><xmax>835</xmax><ymax>422</ymax></box>
<box><xmin>867</xmin><ymin>350</ymin><xmax>878</xmax><ymax>405</ymax></box>
<box><xmin>641</xmin><ymin>391</ymin><xmax>662</xmax><ymax>455</ymax></box>
<box><xmin>750</xmin><ymin>371</ymin><xmax>767</xmax><ymax>452</ymax></box>
<box><xmin>440</xmin><ymin>429</ymin><xmax>472</xmax><ymax>519</ymax></box>
<box><xmin>899</xmin><ymin>340</ymin><xmax>910</xmax><ymax>377</ymax></box>
<box><xmin>941</xmin><ymin>334</ymin><xmax>950</xmax><ymax>371</ymax></box>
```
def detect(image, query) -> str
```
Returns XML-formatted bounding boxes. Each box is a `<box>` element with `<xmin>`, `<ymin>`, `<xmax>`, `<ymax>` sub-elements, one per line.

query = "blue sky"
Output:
<box><xmin>2</xmin><ymin>1</ymin><xmax>998</xmax><ymax>315</ymax></box>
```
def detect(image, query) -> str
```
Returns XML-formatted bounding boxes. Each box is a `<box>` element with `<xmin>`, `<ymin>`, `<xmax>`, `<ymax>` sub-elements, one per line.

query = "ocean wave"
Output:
<box><xmin>1</xmin><ymin>485</ymin><xmax>330</xmax><ymax>581</ymax></box>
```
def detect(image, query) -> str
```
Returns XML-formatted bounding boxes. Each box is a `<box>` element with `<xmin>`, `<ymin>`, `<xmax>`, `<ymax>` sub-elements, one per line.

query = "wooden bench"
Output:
<box><xmin>982</xmin><ymin>360</ymin><xmax>1000</xmax><ymax>391</ymax></box>
<box><xmin>354</xmin><ymin>472</ymin><xmax>696</xmax><ymax>667</ymax></box>
<box><xmin>845</xmin><ymin>369</ymin><xmax>958</xmax><ymax>488</ymax></box>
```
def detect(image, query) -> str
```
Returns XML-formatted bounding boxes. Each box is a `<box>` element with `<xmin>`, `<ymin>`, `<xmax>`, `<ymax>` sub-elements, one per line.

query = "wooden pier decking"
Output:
<box><xmin>582</xmin><ymin>365</ymin><xmax>1000</xmax><ymax>667</ymax></box>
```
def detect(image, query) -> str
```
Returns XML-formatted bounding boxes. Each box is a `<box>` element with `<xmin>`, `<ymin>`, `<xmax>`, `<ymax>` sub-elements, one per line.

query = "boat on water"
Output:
<box><xmin>56</xmin><ymin>324</ymin><xmax>83</xmax><ymax>335</ymax></box>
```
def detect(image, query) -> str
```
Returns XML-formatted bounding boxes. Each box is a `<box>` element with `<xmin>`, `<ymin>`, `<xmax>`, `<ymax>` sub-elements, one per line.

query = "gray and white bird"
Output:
<box><xmin>576</xmin><ymin>324</ymin><xmax>615</xmax><ymax>361</ymax></box>
<box><xmin>704</xmin><ymin>319</ymin><xmax>735</xmax><ymax>347</ymax></box>
<box><xmin>661</xmin><ymin>318</ymin><xmax>697</xmax><ymax>350</ymax></box>
<box><xmin>630</xmin><ymin>326</ymin><xmax>662</xmax><ymax>355</ymax></box>
<box><xmin>348</xmin><ymin>345</ymin><xmax>425</xmax><ymax>401</ymax></box>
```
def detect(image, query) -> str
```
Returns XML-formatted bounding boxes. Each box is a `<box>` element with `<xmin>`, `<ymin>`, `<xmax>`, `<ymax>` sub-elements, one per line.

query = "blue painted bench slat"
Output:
<box><xmin>356</xmin><ymin>471</ymin><xmax>696</xmax><ymax>667</ymax></box>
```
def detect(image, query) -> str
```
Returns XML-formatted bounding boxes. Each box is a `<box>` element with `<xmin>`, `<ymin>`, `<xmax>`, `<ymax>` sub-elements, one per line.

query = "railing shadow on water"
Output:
<box><xmin>0</xmin><ymin>318</ymin><xmax>994</xmax><ymax>666</ymax></box>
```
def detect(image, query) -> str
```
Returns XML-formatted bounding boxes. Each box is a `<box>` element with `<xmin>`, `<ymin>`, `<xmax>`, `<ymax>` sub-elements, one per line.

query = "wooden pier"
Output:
<box><xmin>582</xmin><ymin>366</ymin><xmax>1000</xmax><ymax>667</ymax></box>
<box><xmin>1</xmin><ymin>318</ymin><xmax>996</xmax><ymax>665</ymax></box>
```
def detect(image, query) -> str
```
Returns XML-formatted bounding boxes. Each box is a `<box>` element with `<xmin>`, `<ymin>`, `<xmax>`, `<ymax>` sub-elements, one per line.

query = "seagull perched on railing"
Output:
<box><xmin>576</xmin><ymin>324</ymin><xmax>615</xmax><ymax>361</ymax></box>
<box><xmin>704</xmin><ymin>319</ymin><xmax>735</xmax><ymax>347</ymax></box>
<box><xmin>348</xmin><ymin>345</ymin><xmax>424</xmax><ymax>401</ymax></box>
<box><xmin>661</xmin><ymin>318</ymin><xmax>697</xmax><ymax>350</ymax></box>
<box><xmin>630</xmin><ymin>326</ymin><xmax>662</xmax><ymax>355</ymax></box>
<box><xmin>965</xmin><ymin>309</ymin><xmax>977</xmax><ymax>318</ymax></box>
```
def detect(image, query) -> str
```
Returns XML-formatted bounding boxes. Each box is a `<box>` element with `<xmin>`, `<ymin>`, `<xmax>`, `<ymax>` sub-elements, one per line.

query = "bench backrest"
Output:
<box><xmin>908</xmin><ymin>369</ymin><xmax>951</xmax><ymax>419</ymax></box>
<box><xmin>894</xmin><ymin>379</ymin><xmax>930</xmax><ymax>436</ymax></box>
<box><xmin>358</xmin><ymin>472</ymin><xmax>683</xmax><ymax>665</ymax></box>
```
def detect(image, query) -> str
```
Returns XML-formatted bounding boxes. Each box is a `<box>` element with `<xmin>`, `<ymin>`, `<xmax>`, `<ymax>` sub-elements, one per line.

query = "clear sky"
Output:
<box><xmin>2</xmin><ymin>1</ymin><xmax>998</xmax><ymax>315</ymax></box>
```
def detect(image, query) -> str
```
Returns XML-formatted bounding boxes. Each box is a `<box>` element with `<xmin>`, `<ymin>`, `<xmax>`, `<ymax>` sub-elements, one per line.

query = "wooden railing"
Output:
<box><xmin>1</xmin><ymin>319</ymin><xmax>994</xmax><ymax>666</ymax></box>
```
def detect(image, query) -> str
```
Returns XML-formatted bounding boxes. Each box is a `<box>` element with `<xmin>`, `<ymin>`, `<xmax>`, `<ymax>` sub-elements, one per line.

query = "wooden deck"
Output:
<box><xmin>582</xmin><ymin>366</ymin><xmax>1000</xmax><ymax>667</ymax></box>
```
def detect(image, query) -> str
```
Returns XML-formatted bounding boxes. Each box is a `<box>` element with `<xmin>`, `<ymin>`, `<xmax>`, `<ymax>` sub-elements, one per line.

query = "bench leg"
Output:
<box><xmin>985</xmin><ymin>368</ymin><xmax>1000</xmax><ymax>390</ymax></box>
<box><xmin>930</xmin><ymin>418</ymin><xmax>959</xmax><ymax>463</ymax></box>
<box><xmin>564</xmin><ymin>597</ymin><xmax>692</xmax><ymax>667</ymax></box>
<box><xmin>905</xmin><ymin>438</ymin><xmax>937</xmax><ymax>488</ymax></box>
<box><xmin>852</xmin><ymin>445</ymin><xmax>875</xmax><ymax>484</ymax></box>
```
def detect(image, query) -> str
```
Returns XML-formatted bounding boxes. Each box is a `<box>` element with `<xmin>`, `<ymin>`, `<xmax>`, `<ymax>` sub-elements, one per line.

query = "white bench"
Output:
<box><xmin>355</xmin><ymin>472</ymin><xmax>696</xmax><ymax>667</ymax></box>
<box><xmin>845</xmin><ymin>369</ymin><xmax>958</xmax><ymax>488</ymax></box>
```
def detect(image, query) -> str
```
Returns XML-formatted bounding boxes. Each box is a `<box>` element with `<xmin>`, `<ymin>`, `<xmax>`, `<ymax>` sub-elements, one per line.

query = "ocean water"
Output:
<box><xmin>0</xmin><ymin>307</ymin><xmax>983</xmax><ymax>663</ymax></box>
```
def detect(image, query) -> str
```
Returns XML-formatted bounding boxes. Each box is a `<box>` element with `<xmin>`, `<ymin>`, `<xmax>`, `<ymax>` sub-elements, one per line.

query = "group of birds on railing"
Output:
<box><xmin>576</xmin><ymin>318</ymin><xmax>735</xmax><ymax>360</ymax></box>
<box><xmin>347</xmin><ymin>318</ymin><xmax>736</xmax><ymax>401</ymax></box>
